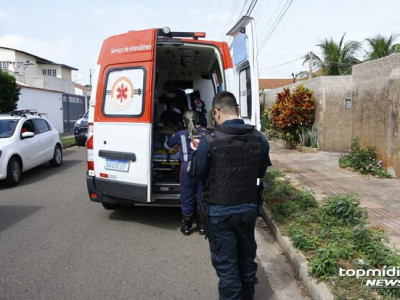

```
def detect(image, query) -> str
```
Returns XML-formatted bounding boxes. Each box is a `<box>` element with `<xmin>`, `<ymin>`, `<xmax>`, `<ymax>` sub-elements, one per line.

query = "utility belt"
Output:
<box><xmin>199</xmin><ymin>181</ymin><xmax>266</xmax><ymax>242</ymax></box>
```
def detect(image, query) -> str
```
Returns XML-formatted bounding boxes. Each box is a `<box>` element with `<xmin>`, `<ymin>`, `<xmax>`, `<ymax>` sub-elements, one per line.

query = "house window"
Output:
<box><xmin>345</xmin><ymin>98</ymin><xmax>352</xmax><ymax>109</ymax></box>
<box><xmin>0</xmin><ymin>61</ymin><xmax>10</xmax><ymax>70</ymax></box>
<box><xmin>42</xmin><ymin>69</ymin><xmax>57</xmax><ymax>77</ymax></box>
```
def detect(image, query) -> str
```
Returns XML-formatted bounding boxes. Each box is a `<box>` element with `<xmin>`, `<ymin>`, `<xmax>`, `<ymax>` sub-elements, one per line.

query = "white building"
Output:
<box><xmin>0</xmin><ymin>46</ymin><xmax>77</xmax><ymax>94</ymax></box>
<box><xmin>74</xmin><ymin>83</ymin><xmax>91</xmax><ymax>112</ymax></box>
<box><xmin>0</xmin><ymin>47</ymin><xmax>84</xmax><ymax>133</ymax></box>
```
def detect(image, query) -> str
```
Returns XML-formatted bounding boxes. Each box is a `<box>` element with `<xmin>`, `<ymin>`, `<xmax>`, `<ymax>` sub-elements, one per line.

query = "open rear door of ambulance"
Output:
<box><xmin>227</xmin><ymin>16</ymin><xmax>261</xmax><ymax>130</ymax></box>
<box><xmin>92</xmin><ymin>29</ymin><xmax>156</xmax><ymax>203</ymax></box>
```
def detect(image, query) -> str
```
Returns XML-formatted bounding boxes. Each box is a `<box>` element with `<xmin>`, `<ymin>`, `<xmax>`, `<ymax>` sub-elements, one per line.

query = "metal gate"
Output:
<box><xmin>62</xmin><ymin>94</ymin><xmax>86</xmax><ymax>133</ymax></box>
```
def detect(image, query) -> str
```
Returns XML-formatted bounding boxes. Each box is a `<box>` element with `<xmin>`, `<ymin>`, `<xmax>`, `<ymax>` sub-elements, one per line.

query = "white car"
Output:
<box><xmin>0</xmin><ymin>112</ymin><xmax>63</xmax><ymax>185</ymax></box>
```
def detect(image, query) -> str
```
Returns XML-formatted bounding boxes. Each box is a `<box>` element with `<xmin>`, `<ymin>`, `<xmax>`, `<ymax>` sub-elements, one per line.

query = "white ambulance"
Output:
<box><xmin>86</xmin><ymin>16</ymin><xmax>261</xmax><ymax>209</ymax></box>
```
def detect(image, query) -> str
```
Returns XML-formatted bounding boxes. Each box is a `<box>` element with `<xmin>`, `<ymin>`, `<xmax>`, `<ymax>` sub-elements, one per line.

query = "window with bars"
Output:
<box><xmin>0</xmin><ymin>61</ymin><xmax>10</xmax><ymax>70</ymax></box>
<box><xmin>42</xmin><ymin>69</ymin><xmax>57</xmax><ymax>77</ymax></box>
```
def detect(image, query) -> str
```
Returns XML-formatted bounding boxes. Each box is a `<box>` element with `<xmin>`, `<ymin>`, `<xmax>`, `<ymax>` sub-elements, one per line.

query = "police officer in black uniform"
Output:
<box><xmin>192</xmin><ymin>91</ymin><xmax>271</xmax><ymax>300</ymax></box>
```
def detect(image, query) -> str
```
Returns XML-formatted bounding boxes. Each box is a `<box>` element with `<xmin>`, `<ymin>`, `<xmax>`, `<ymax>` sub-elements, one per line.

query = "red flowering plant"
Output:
<box><xmin>270</xmin><ymin>84</ymin><xmax>316</xmax><ymax>148</ymax></box>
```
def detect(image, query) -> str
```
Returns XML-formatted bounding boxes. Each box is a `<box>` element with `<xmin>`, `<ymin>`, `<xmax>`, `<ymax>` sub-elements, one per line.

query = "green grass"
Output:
<box><xmin>61</xmin><ymin>136</ymin><xmax>76</xmax><ymax>148</ymax></box>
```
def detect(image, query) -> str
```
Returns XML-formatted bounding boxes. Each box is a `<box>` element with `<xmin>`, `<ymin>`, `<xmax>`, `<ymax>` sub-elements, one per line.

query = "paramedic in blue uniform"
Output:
<box><xmin>192</xmin><ymin>91</ymin><xmax>271</xmax><ymax>300</ymax></box>
<box><xmin>164</xmin><ymin>110</ymin><xmax>206</xmax><ymax>236</ymax></box>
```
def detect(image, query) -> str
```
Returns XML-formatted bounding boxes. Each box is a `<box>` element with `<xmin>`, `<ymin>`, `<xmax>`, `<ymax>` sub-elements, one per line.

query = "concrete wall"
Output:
<box><xmin>18</xmin><ymin>87</ymin><xmax>64</xmax><ymax>133</ymax></box>
<box><xmin>351</xmin><ymin>54</ymin><xmax>400</xmax><ymax>176</ymax></box>
<box><xmin>262</xmin><ymin>53</ymin><xmax>400</xmax><ymax>177</ymax></box>
<box><xmin>61</xmin><ymin>67</ymin><xmax>72</xmax><ymax>81</ymax></box>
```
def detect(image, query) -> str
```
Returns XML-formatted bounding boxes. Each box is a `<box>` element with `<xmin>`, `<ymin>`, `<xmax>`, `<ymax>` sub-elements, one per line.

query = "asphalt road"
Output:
<box><xmin>0</xmin><ymin>146</ymin><xmax>272</xmax><ymax>300</ymax></box>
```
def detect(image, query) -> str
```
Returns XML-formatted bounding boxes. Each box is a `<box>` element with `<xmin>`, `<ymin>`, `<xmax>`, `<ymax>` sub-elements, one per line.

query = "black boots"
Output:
<box><xmin>180</xmin><ymin>213</ymin><xmax>205</xmax><ymax>236</ymax></box>
<box><xmin>197</xmin><ymin>212</ymin><xmax>205</xmax><ymax>235</ymax></box>
<box><xmin>180</xmin><ymin>214</ymin><xmax>193</xmax><ymax>236</ymax></box>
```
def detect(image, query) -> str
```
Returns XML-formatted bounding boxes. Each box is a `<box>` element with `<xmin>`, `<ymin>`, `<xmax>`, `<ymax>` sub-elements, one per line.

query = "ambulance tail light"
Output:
<box><xmin>87</xmin><ymin>123</ymin><xmax>95</xmax><ymax>174</ymax></box>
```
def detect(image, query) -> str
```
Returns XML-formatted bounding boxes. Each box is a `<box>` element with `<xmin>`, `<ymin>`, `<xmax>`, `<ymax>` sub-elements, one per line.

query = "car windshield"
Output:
<box><xmin>0</xmin><ymin>119</ymin><xmax>19</xmax><ymax>138</ymax></box>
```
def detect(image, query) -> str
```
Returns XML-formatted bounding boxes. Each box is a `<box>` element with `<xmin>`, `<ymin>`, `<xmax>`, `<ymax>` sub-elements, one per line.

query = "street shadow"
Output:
<box><xmin>0</xmin><ymin>205</ymin><xmax>42</xmax><ymax>232</ymax></box>
<box><xmin>0</xmin><ymin>159</ymin><xmax>82</xmax><ymax>189</ymax></box>
<box><xmin>108</xmin><ymin>206</ymin><xmax>182</xmax><ymax>231</ymax></box>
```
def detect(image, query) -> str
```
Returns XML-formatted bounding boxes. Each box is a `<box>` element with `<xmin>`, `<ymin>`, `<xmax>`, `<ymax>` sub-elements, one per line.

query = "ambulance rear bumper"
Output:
<box><xmin>87</xmin><ymin>175</ymin><xmax>148</xmax><ymax>205</ymax></box>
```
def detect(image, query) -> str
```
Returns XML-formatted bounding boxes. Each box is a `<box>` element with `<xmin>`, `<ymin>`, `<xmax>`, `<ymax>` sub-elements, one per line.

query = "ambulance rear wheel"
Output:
<box><xmin>102</xmin><ymin>203</ymin><xmax>122</xmax><ymax>210</ymax></box>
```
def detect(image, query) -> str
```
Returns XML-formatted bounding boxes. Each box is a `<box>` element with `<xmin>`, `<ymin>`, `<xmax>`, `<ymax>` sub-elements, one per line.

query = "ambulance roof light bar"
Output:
<box><xmin>158</xmin><ymin>27</ymin><xmax>206</xmax><ymax>40</ymax></box>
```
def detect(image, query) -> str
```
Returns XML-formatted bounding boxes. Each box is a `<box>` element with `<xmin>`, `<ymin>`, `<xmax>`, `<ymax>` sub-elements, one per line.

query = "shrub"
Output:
<box><xmin>309</xmin><ymin>246</ymin><xmax>340</xmax><ymax>278</ymax></box>
<box><xmin>321</xmin><ymin>194</ymin><xmax>367</xmax><ymax>226</ymax></box>
<box><xmin>271</xmin><ymin>201</ymin><xmax>298</xmax><ymax>223</ymax></box>
<box><xmin>289</xmin><ymin>225</ymin><xmax>319</xmax><ymax>251</ymax></box>
<box><xmin>339</xmin><ymin>137</ymin><xmax>392</xmax><ymax>178</ymax></box>
<box><xmin>298</xmin><ymin>125</ymin><xmax>318</xmax><ymax>148</ymax></box>
<box><xmin>292</xmin><ymin>189</ymin><xmax>318</xmax><ymax>210</ymax></box>
<box><xmin>260</xmin><ymin>110</ymin><xmax>271</xmax><ymax>132</ymax></box>
<box><xmin>261</xmin><ymin>110</ymin><xmax>281</xmax><ymax>139</ymax></box>
<box><xmin>0</xmin><ymin>70</ymin><xmax>20</xmax><ymax>113</ymax></box>
<box><xmin>270</xmin><ymin>84</ymin><xmax>315</xmax><ymax>148</ymax></box>
<box><xmin>264</xmin><ymin>176</ymin><xmax>297</xmax><ymax>204</ymax></box>
<box><xmin>352</xmin><ymin>224</ymin><xmax>400</xmax><ymax>267</ymax></box>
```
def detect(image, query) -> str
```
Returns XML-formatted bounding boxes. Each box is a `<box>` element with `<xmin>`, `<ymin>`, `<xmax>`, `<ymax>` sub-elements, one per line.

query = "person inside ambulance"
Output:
<box><xmin>157</xmin><ymin>82</ymin><xmax>185</xmax><ymax>130</ymax></box>
<box><xmin>188</xmin><ymin>90</ymin><xmax>207</xmax><ymax>128</ymax></box>
<box><xmin>164</xmin><ymin>110</ymin><xmax>206</xmax><ymax>236</ymax></box>
<box><xmin>158</xmin><ymin>97</ymin><xmax>183</xmax><ymax>131</ymax></box>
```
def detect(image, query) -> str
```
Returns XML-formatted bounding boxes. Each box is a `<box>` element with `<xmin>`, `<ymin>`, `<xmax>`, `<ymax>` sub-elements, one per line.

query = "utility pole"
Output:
<box><xmin>308</xmin><ymin>51</ymin><xmax>313</xmax><ymax>80</ymax></box>
<box><xmin>291</xmin><ymin>72</ymin><xmax>297</xmax><ymax>83</ymax></box>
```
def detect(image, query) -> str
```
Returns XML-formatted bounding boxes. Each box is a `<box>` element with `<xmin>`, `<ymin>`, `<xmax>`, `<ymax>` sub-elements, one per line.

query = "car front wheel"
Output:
<box><xmin>6</xmin><ymin>156</ymin><xmax>22</xmax><ymax>186</ymax></box>
<box><xmin>50</xmin><ymin>145</ymin><xmax>63</xmax><ymax>167</ymax></box>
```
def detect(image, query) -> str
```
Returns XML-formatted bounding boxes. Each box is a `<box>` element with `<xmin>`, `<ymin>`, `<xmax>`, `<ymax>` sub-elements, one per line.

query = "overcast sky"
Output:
<box><xmin>0</xmin><ymin>0</ymin><xmax>399</xmax><ymax>84</ymax></box>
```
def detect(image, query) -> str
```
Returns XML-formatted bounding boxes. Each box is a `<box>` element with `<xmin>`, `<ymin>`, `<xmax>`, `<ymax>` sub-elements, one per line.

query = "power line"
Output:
<box><xmin>259</xmin><ymin>55</ymin><xmax>304</xmax><ymax>70</ymax></box>
<box><xmin>254</xmin><ymin>0</ymin><xmax>272</xmax><ymax>24</ymax></box>
<box><xmin>221</xmin><ymin>0</ymin><xmax>252</xmax><ymax>41</ymax></box>
<box><xmin>219</xmin><ymin>0</ymin><xmax>240</xmax><ymax>40</ymax></box>
<box><xmin>258</xmin><ymin>0</ymin><xmax>292</xmax><ymax>50</ymax></box>
<box><xmin>246</xmin><ymin>0</ymin><xmax>259</xmax><ymax>16</ymax></box>
<box><xmin>238</xmin><ymin>0</ymin><xmax>249</xmax><ymax>18</ymax></box>
<box><xmin>256</xmin><ymin>0</ymin><xmax>287</xmax><ymax>46</ymax></box>
<box><xmin>258</xmin><ymin>0</ymin><xmax>293</xmax><ymax>51</ymax></box>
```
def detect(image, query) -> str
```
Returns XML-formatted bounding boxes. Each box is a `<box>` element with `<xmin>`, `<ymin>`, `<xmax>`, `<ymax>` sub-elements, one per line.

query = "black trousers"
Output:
<box><xmin>209</xmin><ymin>210</ymin><xmax>258</xmax><ymax>300</ymax></box>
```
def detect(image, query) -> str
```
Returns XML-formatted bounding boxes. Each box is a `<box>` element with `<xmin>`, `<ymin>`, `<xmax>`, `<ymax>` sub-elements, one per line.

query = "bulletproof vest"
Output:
<box><xmin>205</xmin><ymin>124</ymin><xmax>262</xmax><ymax>205</ymax></box>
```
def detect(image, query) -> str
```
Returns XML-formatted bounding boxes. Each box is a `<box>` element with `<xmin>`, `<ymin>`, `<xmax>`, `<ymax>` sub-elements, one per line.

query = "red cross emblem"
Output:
<box><xmin>116</xmin><ymin>83</ymin><xmax>128</xmax><ymax>103</ymax></box>
<box><xmin>111</xmin><ymin>77</ymin><xmax>134</xmax><ymax>108</ymax></box>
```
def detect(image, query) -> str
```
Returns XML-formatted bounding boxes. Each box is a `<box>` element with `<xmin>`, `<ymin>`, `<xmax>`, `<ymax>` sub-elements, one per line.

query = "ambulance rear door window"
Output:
<box><xmin>239</xmin><ymin>67</ymin><xmax>251</xmax><ymax>118</ymax></box>
<box><xmin>103</xmin><ymin>67</ymin><xmax>146</xmax><ymax>117</ymax></box>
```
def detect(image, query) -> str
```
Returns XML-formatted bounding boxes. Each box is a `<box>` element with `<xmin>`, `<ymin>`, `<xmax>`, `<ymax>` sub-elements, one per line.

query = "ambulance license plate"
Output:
<box><xmin>105</xmin><ymin>159</ymin><xmax>130</xmax><ymax>172</ymax></box>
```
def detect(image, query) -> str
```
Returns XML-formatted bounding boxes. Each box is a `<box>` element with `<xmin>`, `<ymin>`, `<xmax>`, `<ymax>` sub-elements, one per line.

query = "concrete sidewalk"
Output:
<box><xmin>268</xmin><ymin>140</ymin><xmax>400</xmax><ymax>247</ymax></box>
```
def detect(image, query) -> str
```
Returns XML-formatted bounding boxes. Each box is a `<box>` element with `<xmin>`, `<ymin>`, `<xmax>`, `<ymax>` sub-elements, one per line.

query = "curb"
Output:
<box><xmin>261</xmin><ymin>207</ymin><xmax>334</xmax><ymax>300</ymax></box>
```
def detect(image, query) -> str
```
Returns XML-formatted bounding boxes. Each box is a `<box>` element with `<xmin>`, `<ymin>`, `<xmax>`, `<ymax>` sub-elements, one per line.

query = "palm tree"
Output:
<box><xmin>365</xmin><ymin>34</ymin><xmax>400</xmax><ymax>60</ymax></box>
<box><xmin>303</xmin><ymin>34</ymin><xmax>361</xmax><ymax>76</ymax></box>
